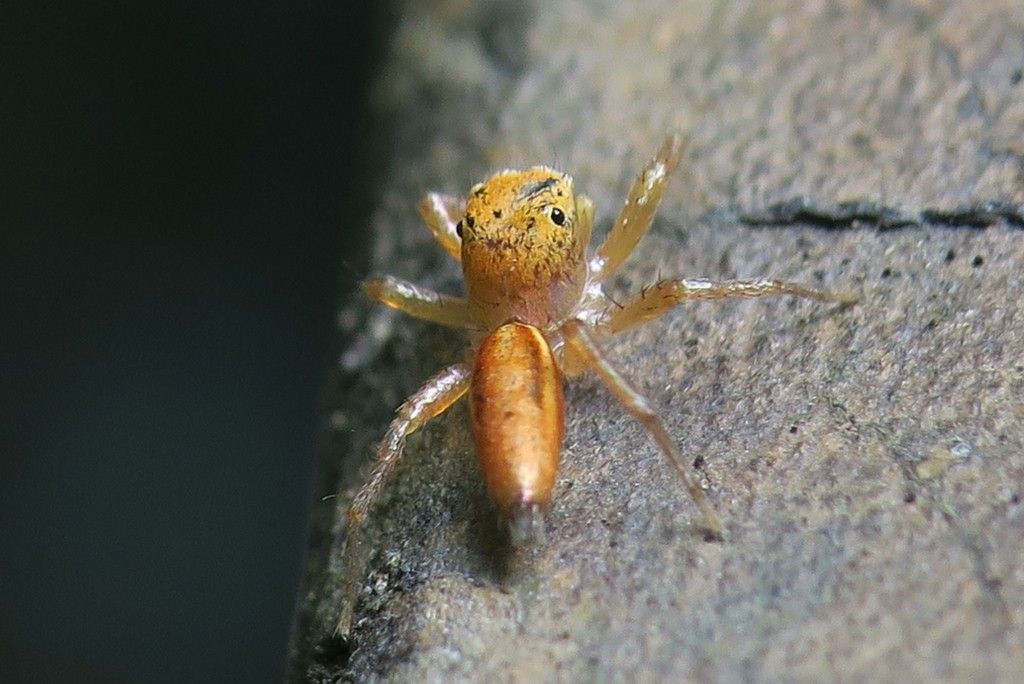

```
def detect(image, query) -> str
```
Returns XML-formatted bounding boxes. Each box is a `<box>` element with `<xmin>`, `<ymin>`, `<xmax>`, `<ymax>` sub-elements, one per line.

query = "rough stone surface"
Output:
<box><xmin>290</xmin><ymin>1</ymin><xmax>1024</xmax><ymax>680</ymax></box>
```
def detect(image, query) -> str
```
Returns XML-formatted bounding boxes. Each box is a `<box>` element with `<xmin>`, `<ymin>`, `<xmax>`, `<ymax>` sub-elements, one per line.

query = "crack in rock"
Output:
<box><xmin>740</xmin><ymin>197</ymin><xmax>1024</xmax><ymax>230</ymax></box>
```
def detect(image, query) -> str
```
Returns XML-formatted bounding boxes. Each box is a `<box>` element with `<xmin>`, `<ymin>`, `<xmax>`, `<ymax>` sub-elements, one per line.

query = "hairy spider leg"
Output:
<box><xmin>363</xmin><ymin>275</ymin><xmax>481</xmax><ymax>329</ymax></box>
<box><xmin>590</xmin><ymin>134</ymin><xmax>685</xmax><ymax>281</ymax></box>
<box><xmin>562</xmin><ymin>320</ymin><xmax>725</xmax><ymax>540</ymax></box>
<box><xmin>336</xmin><ymin>363</ymin><xmax>471</xmax><ymax>637</ymax></box>
<box><xmin>418</xmin><ymin>192</ymin><xmax>464</xmax><ymax>262</ymax></box>
<box><xmin>605</xmin><ymin>277</ymin><xmax>858</xmax><ymax>334</ymax></box>
<box><xmin>574</xmin><ymin>193</ymin><xmax>595</xmax><ymax>254</ymax></box>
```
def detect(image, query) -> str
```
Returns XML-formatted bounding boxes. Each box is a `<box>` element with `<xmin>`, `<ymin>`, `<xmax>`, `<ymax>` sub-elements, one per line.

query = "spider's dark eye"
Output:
<box><xmin>455</xmin><ymin>220</ymin><xmax>463</xmax><ymax>238</ymax></box>
<box><xmin>549</xmin><ymin>207</ymin><xmax>566</xmax><ymax>226</ymax></box>
<box><xmin>465</xmin><ymin>215</ymin><xmax>475</xmax><ymax>229</ymax></box>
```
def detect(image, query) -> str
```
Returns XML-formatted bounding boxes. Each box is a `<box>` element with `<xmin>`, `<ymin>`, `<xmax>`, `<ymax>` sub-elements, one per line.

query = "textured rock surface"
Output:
<box><xmin>290</xmin><ymin>0</ymin><xmax>1024</xmax><ymax>680</ymax></box>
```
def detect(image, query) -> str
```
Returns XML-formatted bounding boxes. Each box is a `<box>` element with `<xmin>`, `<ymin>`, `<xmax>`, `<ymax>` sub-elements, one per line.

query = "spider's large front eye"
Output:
<box><xmin>549</xmin><ymin>207</ymin><xmax>566</xmax><ymax>226</ymax></box>
<box><xmin>455</xmin><ymin>220</ymin><xmax>463</xmax><ymax>238</ymax></box>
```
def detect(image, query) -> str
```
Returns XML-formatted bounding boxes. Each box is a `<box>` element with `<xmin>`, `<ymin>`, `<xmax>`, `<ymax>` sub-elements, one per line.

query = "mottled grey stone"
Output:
<box><xmin>290</xmin><ymin>1</ymin><xmax>1024</xmax><ymax>681</ymax></box>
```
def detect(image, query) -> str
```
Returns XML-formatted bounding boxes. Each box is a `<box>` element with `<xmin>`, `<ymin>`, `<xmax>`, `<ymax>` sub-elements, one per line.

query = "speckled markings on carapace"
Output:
<box><xmin>460</xmin><ymin>166</ymin><xmax>589</xmax><ymax>329</ymax></box>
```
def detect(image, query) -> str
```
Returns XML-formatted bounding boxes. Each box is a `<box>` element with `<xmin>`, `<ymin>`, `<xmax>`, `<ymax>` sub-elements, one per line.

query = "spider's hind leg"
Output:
<box><xmin>336</xmin><ymin>363</ymin><xmax>471</xmax><ymax>637</ymax></box>
<box><xmin>562</xmin><ymin>320</ymin><xmax>725</xmax><ymax>540</ymax></box>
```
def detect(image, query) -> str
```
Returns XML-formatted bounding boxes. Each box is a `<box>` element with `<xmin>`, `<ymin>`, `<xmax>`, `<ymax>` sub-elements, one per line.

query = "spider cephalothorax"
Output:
<box><xmin>459</xmin><ymin>167</ymin><xmax>590</xmax><ymax>327</ymax></box>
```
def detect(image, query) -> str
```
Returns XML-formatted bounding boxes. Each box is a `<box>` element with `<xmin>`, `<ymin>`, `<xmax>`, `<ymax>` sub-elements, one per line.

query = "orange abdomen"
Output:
<box><xmin>470</xmin><ymin>322</ymin><xmax>564</xmax><ymax>521</ymax></box>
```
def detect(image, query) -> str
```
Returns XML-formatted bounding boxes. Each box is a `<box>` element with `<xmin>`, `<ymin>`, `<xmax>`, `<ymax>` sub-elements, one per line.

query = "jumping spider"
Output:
<box><xmin>337</xmin><ymin>134</ymin><xmax>854</xmax><ymax>635</ymax></box>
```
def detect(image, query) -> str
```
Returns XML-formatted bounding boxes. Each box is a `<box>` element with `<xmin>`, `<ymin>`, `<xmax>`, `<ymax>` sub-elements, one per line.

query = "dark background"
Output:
<box><xmin>2</xmin><ymin>3</ymin><xmax>388</xmax><ymax>681</ymax></box>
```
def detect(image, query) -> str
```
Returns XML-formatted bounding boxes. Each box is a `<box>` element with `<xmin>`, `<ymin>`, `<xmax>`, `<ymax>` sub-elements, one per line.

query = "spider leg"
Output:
<box><xmin>364</xmin><ymin>275</ymin><xmax>481</xmax><ymax>328</ymax></box>
<box><xmin>575</xmin><ymin>193</ymin><xmax>595</xmax><ymax>253</ymax></box>
<box><xmin>590</xmin><ymin>134</ymin><xmax>685</xmax><ymax>281</ymax></box>
<box><xmin>419</xmin><ymin>192</ymin><xmax>464</xmax><ymax>262</ymax></box>
<box><xmin>605</xmin><ymin>277</ymin><xmax>857</xmax><ymax>334</ymax></box>
<box><xmin>336</xmin><ymin>363</ymin><xmax>471</xmax><ymax>637</ymax></box>
<box><xmin>562</xmin><ymin>320</ymin><xmax>725</xmax><ymax>540</ymax></box>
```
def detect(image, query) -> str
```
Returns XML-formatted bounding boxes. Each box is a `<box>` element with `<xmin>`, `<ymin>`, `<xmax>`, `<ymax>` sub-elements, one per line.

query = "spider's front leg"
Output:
<box><xmin>562</xmin><ymin>320</ymin><xmax>725</xmax><ymax>540</ymax></box>
<box><xmin>419</xmin><ymin>192</ymin><xmax>464</xmax><ymax>262</ymax></box>
<box><xmin>605</xmin><ymin>277</ymin><xmax>857</xmax><ymax>334</ymax></box>
<box><xmin>336</xmin><ymin>363</ymin><xmax>471</xmax><ymax>637</ymax></box>
<box><xmin>590</xmin><ymin>134</ymin><xmax>685</xmax><ymax>280</ymax></box>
